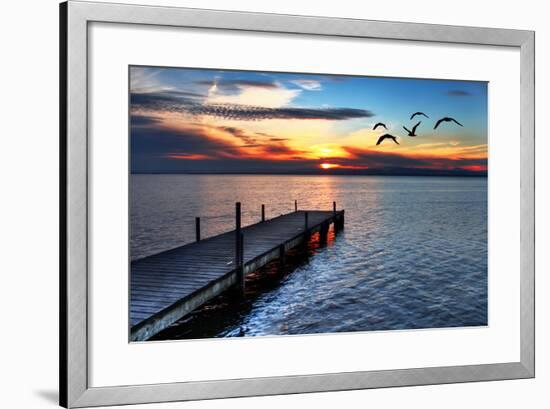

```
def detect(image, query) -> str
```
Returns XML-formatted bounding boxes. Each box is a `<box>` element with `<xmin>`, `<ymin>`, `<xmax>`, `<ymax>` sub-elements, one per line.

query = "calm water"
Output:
<box><xmin>131</xmin><ymin>174</ymin><xmax>487</xmax><ymax>339</ymax></box>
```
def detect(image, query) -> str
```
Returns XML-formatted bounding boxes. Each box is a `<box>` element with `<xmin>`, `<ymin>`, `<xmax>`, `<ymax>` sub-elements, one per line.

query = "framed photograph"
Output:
<box><xmin>60</xmin><ymin>1</ymin><xmax>534</xmax><ymax>407</ymax></box>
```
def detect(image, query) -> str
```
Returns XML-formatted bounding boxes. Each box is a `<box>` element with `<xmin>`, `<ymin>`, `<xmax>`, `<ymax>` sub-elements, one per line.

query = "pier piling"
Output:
<box><xmin>279</xmin><ymin>243</ymin><xmax>286</xmax><ymax>270</ymax></box>
<box><xmin>237</xmin><ymin>232</ymin><xmax>245</xmax><ymax>295</ymax></box>
<box><xmin>235</xmin><ymin>202</ymin><xmax>242</xmax><ymax>293</ymax></box>
<box><xmin>320</xmin><ymin>221</ymin><xmax>329</xmax><ymax>245</ymax></box>
<box><xmin>195</xmin><ymin>217</ymin><xmax>201</xmax><ymax>242</ymax></box>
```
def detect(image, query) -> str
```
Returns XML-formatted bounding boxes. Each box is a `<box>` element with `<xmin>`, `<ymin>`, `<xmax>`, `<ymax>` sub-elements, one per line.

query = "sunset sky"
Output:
<box><xmin>130</xmin><ymin>66</ymin><xmax>488</xmax><ymax>175</ymax></box>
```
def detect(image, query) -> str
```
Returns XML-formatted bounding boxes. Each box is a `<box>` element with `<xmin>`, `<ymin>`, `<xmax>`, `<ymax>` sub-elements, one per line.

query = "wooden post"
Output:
<box><xmin>235</xmin><ymin>202</ymin><xmax>241</xmax><ymax>231</ymax></box>
<box><xmin>335</xmin><ymin>209</ymin><xmax>345</xmax><ymax>233</ymax></box>
<box><xmin>238</xmin><ymin>232</ymin><xmax>245</xmax><ymax>294</ymax></box>
<box><xmin>195</xmin><ymin>217</ymin><xmax>201</xmax><ymax>242</ymax></box>
<box><xmin>235</xmin><ymin>201</ymin><xmax>241</xmax><ymax>268</ymax></box>
<box><xmin>261</xmin><ymin>204</ymin><xmax>265</xmax><ymax>222</ymax></box>
<box><xmin>332</xmin><ymin>202</ymin><xmax>337</xmax><ymax>233</ymax></box>
<box><xmin>302</xmin><ymin>211</ymin><xmax>310</xmax><ymax>252</ymax></box>
<box><xmin>279</xmin><ymin>243</ymin><xmax>285</xmax><ymax>270</ymax></box>
<box><xmin>235</xmin><ymin>202</ymin><xmax>244</xmax><ymax>295</ymax></box>
<box><xmin>320</xmin><ymin>221</ymin><xmax>328</xmax><ymax>245</ymax></box>
<box><xmin>294</xmin><ymin>200</ymin><xmax>298</xmax><ymax>212</ymax></box>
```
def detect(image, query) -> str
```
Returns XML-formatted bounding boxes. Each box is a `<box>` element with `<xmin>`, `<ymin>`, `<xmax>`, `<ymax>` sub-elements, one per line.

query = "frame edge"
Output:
<box><xmin>70</xmin><ymin>362</ymin><xmax>533</xmax><ymax>408</ymax></box>
<box><xmin>63</xmin><ymin>1</ymin><xmax>536</xmax><ymax>407</ymax></box>
<box><xmin>59</xmin><ymin>1</ymin><xmax>69</xmax><ymax>407</ymax></box>
<box><xmin>519</xmin><ymin>30</ymin><xmax>535</xmax><ymax>378</ymax></box>
<box><xmin>66</xmin><ymin>1</ymin><xmax>89</xmax><ymax>407</ymax></box>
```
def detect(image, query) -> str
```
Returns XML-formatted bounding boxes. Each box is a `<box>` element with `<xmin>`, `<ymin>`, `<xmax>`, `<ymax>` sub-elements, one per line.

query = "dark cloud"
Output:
<box><xmin>188</xmin><ymin>104</ymin><xmax>374</xmax><ymax>121</ymax></box>
<box><xmin>130</xmin><ymin>90</ymin><xmax>205</xmax><ymax>106</ymax></box>
<box><xmin>216</xmin><ymin>126</ymin><xmax>293</xmax><ymax>148</ymax></box>
<box><xmin>343</xmin><ymin>147</ymin><xmax>487</xmax><ymax>171</ymax></box>
<box><xmin>446</xmin><ymin>90</ymin><xmax>472</xmax><ymax>96</ymax></box>
<box><xmin>130</xmin><ymin>115</ymin><xmax>162</xmax><ymax>126</ymax></box>
<box><xmin>131</xmin><ymin>128</ymin><xmax>310</xmax><ymax>174</ymax></box>
<box><xmin>130</xmin><ymin>92</ymin><xmax>187</xmax><ymax>107</ymax></box>
<box><xmin>130</xmin><ymin>91</ymin><xmax>374</xmax><ymax>121</ymax></box>
<box><xmin>218</xmin><ymin>126</ymin><xmax>256</xmax><ymax>144</ymax></box>
<box><xmin>259</xmin><ymin>144</ymin><xmax>307</xmax><ymax>157</ymax></box>
<box><xmin>130</xmin><ymin>120</ymin><xmax>314</xmax><ymax>172</ymax></box>
<box><xmin>161</xmin><ymin>90</ymin><xmax>206</xmax><ymax>98</ymax></box>
<box><xmin>130</xmin><ymin>124</ymin><xmax>241</xmax><ymax>171</ymax></box>
<box><xmin>195</xmin><ymin>79</ymin><xmax>278</xmax><ymax>89</ymax></box>
<box><xmin>241</xmin><ymin>131</ymin><xmax>288</xmax><ymax>142</ymax></box>
<box><xmin>217</xmin><ymin>126</ymin><xmax>307</xmax><ymax>157</ymax></box>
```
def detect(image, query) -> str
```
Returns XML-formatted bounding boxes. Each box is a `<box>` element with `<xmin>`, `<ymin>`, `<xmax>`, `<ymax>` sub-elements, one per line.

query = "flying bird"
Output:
<box><xmin>434</xmin><ymin>117</ymin><xmax>463</xmax><ymax>129</ymax></box>
<box><xmin>376</xmin><ymin>134</ymin><xmax>399</xmax><ymax>145</ymax></box>
<box><xmin>410</xmin><ymin>112</ymin><xmax>429</xmax><ymax>120</ymax></box>
<box><xmin>373</xmin><ymin>122</ymin><xmax>387</xmax><ymax>130</ymax></box>
<box><xmin>403</xmin><ymin>121</ymin><xmax>421</xmax><ymax>136</ymax></box>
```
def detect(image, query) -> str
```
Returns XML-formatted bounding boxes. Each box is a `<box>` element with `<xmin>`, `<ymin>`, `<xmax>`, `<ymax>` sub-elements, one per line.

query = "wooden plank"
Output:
<box><xmin>130</xmin><ymin>209</ymin><xmax>343</xmax><ymax>341</ymax></box>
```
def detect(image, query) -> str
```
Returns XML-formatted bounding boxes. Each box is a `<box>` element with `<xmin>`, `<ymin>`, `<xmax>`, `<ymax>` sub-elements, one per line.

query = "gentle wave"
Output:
<box><xmin>131</xmin><ymin>174</ymin><xmax>488</xmax><ymax>339</ymax></box>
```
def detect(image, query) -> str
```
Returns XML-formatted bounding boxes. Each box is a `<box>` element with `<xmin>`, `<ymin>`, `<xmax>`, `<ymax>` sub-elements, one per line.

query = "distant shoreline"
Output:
<box><xmin>131</xmin><ymin>171</ymin><xmax>488</xmax><ymax>178</ymax></box>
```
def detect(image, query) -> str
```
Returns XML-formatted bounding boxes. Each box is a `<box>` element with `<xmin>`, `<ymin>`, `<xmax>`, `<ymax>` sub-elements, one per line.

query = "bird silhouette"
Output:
<box><xmin>373</xmin><ymin>122</ymin><xmax>387</xmax><ymax>130</ymax></box>
<box><xmin>403</xmin><ymin>121</ymin><xmax>421</xmax><ymax>136</ymax></box>
<box><xmin>434</xmin><ymin>117</ymin><xmax>463</xmax><ymax>129</ymax></box>
<box><xmin>410</xmin><ymin>112</ymin><xmax>429</xmax><ymax>120</ymax></box>
<box><xmin>376</xmin><ymin>134</ymin><xmax>399</xmax><ymax>145</ymax></box>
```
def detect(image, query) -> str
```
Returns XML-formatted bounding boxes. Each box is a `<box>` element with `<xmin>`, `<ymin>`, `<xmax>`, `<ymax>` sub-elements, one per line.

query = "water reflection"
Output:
<box><xmin>151</xmin><ymin>229</ymin><xmax>337</xmax><ymax>340</ymax></box>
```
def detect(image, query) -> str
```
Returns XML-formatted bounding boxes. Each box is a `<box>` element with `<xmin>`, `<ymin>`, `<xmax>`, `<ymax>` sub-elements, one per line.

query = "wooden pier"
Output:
<box><xmin>130</xmin><ymin>202</ymin><xmax>345</xmax><ymax>341</ymax></box>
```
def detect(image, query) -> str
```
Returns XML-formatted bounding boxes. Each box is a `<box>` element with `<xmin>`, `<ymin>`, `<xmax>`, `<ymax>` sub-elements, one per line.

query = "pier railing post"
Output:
<box><xmin>238</xmin><ymin>232</ymin><xmax>245</xmax><ymax>295</ymax></box>
<box><xmin>279</xmin><ymin>243</ymin><xmax>285</xmax><ymax>270</ymax></box>
<box><xmin>235</xmin><ymin>202</ymin><xmax>241</xmax><ymax>231</ymax></box>
<box><xmin>302</xmin><ymin>211</ymin><xmax>310</xmax><ymax>252</ymax></box>
<box><xmin>235</xmin><ymin>202</ymin><xmax>245</xmax><ymax>295</ymax></box>
<box><xmin>335</xmin><ymin>209</ymin><xmax>345</xmax><ymax>233</ymax></box>
<box><xmin>295</xmin><ymin>200</ymin><xmax>298</xmax><ymax>212</ymax></box>
<box><xmin>261</xmin><ymin>204</ymin><xmax>265</xmax><ymax>222</ymax></box>
<box><xmin>332</xmin><ymin>201</ymin><xmax>338</xmax><ymax>233</ymax></box>
<box><xmin>320</xmin><ymin>221</ymin><xmax>328</xmax><ymax>245</ymax></box>
<box><xmin>235</xmin><ymin>201</ymin><xmax>241</xmax><ymax>267</ymax></box>
<box><xmin>195</xmin><ymin>217</ymin><xmax>201</xmax><ymax>242</ymax></box>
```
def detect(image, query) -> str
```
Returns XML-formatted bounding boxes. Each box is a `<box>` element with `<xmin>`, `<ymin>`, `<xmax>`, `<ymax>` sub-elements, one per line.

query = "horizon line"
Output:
<box><xmin>130</xmin><ymin>171</ymin><xmax>488</xmax><ymax>177</ymax></box>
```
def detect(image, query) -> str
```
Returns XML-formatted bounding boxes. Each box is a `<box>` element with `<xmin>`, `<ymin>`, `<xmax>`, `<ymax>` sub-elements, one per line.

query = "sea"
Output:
<box><xmin>130</xmin><ymin>174</ymin><xmax>488</xmax><ymax>339</ymax></box>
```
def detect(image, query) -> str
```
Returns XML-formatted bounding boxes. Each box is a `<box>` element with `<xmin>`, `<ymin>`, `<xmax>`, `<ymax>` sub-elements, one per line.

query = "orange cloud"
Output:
<box><xmin>165</xmin><ymin>153</ymin><xmax>215</xmax><ymax>160</ymax></box>
<box><xmin>460</xmin><ymin>165</ymin><xmax>488</xmax><ymax>172</ymax></box>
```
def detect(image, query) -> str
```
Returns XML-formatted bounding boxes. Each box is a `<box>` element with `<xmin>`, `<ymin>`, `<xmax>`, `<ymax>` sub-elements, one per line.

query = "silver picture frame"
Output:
<box><xmin>60</xmin><ymin>1</ymin><xmax>535</xmax><ymax>407</ymax></box>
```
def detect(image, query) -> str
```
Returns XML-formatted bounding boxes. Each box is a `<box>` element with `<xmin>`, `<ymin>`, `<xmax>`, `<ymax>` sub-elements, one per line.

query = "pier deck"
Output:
<box><xmin>130</xmin><ymin>208</ymin><xmax>344</xmax><ymax>341</ymax></box>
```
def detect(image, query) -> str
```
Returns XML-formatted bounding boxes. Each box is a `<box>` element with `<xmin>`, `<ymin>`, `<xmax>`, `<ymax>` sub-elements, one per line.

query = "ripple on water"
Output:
<box><xmin>133</xmin><ymin>175</ymin><xmax>488</xmax><ymax>340</ymax></box>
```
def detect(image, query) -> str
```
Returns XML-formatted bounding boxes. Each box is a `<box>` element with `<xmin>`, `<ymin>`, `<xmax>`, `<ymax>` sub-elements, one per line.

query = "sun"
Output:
<box><xmin>320</xmin><ymin>163</ymin><xmax>340</xmax><ymax>170</ymax></box>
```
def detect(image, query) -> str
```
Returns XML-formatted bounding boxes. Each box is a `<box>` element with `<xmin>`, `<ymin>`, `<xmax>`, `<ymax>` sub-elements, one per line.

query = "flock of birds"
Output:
<box><xmin>374</xmin><ymin>111</ymin><xmax>463</xmax><ymax>145</ymax></box>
